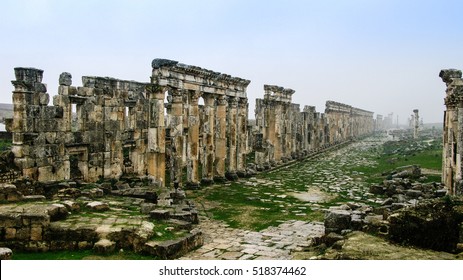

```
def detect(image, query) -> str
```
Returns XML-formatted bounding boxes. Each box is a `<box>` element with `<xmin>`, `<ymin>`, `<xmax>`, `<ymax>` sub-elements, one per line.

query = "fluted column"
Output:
<box><xmin>214</xmin><ymin>95</ymin><xmax>227</xmax><ymax>181</ymax></box>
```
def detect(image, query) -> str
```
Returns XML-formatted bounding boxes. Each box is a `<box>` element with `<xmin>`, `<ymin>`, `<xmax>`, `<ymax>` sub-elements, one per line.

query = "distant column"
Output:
<box><xmin>413</xmin><ymin>109</ymin><xmax>419</xmax><ymax>139</ymax></box>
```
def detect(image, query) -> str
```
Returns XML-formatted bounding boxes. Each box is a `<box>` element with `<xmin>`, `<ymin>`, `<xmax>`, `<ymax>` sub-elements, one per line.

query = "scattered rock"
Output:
<box><xmin>93</xmin><ymin>239</ymin><xmax>116</xmax><ymax>254</ymax></box>
<box><xmin>0</xmin><ymin>247</ymin><xmax>13</xmax><ymax>260</ymax></box>
<box><xmin>86</xmin><ymin>201</ymin><xmax>109</xmax><ymax>212</ymax></box>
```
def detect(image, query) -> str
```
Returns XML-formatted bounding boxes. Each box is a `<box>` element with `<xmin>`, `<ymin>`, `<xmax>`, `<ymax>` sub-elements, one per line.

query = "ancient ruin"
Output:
<box><xmin>254</xmin><ymin>90</ymin><xmax>374</xmax><ymax>170</ymax></box>
<box><xmin>5</xmin><ymin>60</ymin><xmax>252</xmax><ymax>189</ymax></box>
<box><xmin>4</xmin><ymin>59</ymin><xmax>459</xmax><ymax>261</ymax></box>
<box><xmin>440</xmin><ymin>69</ymin><xmax>463</xmax><ymax>195</ymax></box>
<box><xmin>4</xmin><ymin>60</ymin><xmax>376</xmax><ymax>190</ymax></box>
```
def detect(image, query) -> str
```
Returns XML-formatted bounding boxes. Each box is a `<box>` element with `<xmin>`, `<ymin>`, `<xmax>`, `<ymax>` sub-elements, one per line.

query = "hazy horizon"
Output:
<box><xmin>1</xmin><ymin>0</ymin><xmax>462</xmax><ymax>124</ymax></box>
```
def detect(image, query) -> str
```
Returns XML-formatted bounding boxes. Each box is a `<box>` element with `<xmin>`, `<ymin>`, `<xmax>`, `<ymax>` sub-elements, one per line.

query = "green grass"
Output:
<box><xmin>0</xmin><ymin>139</ymin><xmax>11</xmax><ymax>151</ymax></box>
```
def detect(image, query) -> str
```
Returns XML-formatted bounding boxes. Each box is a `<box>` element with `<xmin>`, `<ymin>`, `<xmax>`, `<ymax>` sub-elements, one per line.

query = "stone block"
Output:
<box><xmin>324</xmin><ymin>209</ymin><xmax>351</xmax><ymax>234</ymax></box>
<box><xmin>30</xmin><ymin>226</ymin><xmax>43</xmax><ymax>241</ymax></box>
<box><xmin>149</xmin><ymin>209</ymin><xmax>170</xmax><ymax>220</ymax></box>
<box><xmin>140</xmin><ymin>203</ymin><xmax>157</xmax><ymax>214</ymax></box>
<box><xmin>5</xmin><ymin>227</ymin><xmax>17</xmax><ymax>240</ymax></box>
<box><xmin>62</xmin><ymin>200</ymin><xmax>80</xmax><ymax>212</ymax></box>
<box><xmin>93</xmin><ymin>239</ymin><xmax>116</xmax><ymax>254</ymax></box>
<box><xmin>86</xmin><ymin>201</ymin><xmax>109</xmax><ymax>212</ymax></box>
<box><xmin>0</xmin><ymin>248</ymin><xmax>13</xmax><ymax>260</ymax></box>
<box><xmin>47</xmin><ymin>203</ymin><xmax>69</xmax><ymax>221</ymax></box>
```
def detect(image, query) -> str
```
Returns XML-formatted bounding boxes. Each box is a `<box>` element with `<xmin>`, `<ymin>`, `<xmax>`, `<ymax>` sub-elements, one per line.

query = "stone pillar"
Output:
<box><xmin>440</xmin><ymin>69</ymin><xmax>463</xmax><ymax>195</ymax></box>
<box><xmin>186</xmin><ymin>90</ymin><xmax>201</xmax><ymax>188</ymax></box>
<box><xmin>237</xmin><ymin>97</ymin><xmax>248</xmax><ymax>176</ymax></box>
<box><xmin>146</xmin><ymin>84</ymin><xmax>166</xmax><ymax>186</ymax></box>
<box><xmin>226</xmin><ymin>96</ymin><xmax>239</xmax><ymax>180</ymax></box>
<box><xmin>168</xmin><ymin>88</ymin><xmax>184</xmax><ymax>188</ymax></box>
<box><xmin>10</xmin><ymin>68</ymin><xmax>45</xmax><ymax>180</ymax></box>
<box><xmin>214</xmin><ymin>95</ymin><xmax>227</xmax><ymax>181</ymax></box>
<box><xmin>413</xmin><ymin>109</ymin><xmax>419</xmax><ymax>139</ymax></box>
<box><xmin>200</xmin><ymin>93</ymin><xmax>215</xmax><ymax>184</ymax></box>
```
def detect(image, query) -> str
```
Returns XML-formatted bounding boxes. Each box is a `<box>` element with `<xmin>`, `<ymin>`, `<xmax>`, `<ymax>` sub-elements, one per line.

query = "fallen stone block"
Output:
<box><xmin>150</xmin><ymin>209</ymin><xmax>170</xmax><ymax>220</ymax></box>
<box><xmin>23</xmin><ymin>195</ymin><xmax>46</xmax><ymax>202</ymax></box>
<box><xmin>0</xmin><ymin>247</ymin><xmax>13</xmax><ymax>260</ymax></box>
<box><xmin>62</xmin><ymin>200</ymin><xmax>80</xmax><ymax>212</ymax></box>
<box><xmin>140</xmin><ymin>203</ymin><xmax>157</xmax><ymax>214</ymax></box>
<box><xmin>47</xmin><ymin>203</ymin><xmax>69</xmax><ymax>221</ymax></box>
<box><xmin>93</xmin><ymin>239</ymin><xmax>116</xmax><ymax>254</ymax></box>
<box><xmin>86</xmin><ymin>201</ymin><xmax>109</xmax><ymax>212</ymax></box>
<box><xmin>324</xmin><ymin>209</ymin><xmax>351</xmax><ymax>234</ymax></box>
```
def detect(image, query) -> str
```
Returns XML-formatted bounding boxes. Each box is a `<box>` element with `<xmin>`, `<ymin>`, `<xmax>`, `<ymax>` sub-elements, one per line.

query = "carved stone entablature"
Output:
<box><xmin>151</xmin><ymin>58</ymin><xmax>250</xmax><ymax>96</ymax></box>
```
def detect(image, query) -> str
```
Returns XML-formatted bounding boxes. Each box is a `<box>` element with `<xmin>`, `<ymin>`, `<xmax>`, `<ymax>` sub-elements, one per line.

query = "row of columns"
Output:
<box><xmin>158</xmin><ymin>87</ymin><xmax>248</xmax><ymax>188</ymax></box>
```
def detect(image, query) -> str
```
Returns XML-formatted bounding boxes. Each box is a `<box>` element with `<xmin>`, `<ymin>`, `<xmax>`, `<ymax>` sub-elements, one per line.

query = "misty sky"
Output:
<box><xmin>1</xmin><ymin>0</ymin><xmax>462</xmax><ymax>124</ymax></box>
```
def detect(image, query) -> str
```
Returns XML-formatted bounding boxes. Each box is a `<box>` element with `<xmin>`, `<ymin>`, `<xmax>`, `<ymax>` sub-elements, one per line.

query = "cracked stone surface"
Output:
<box><xmin>179</xmin><ymin>217</ymin><xmax>324</xmax><ymax>260</ymax></box>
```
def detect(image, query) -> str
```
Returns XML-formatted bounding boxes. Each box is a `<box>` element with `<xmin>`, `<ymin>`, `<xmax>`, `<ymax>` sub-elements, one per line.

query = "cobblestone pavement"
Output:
<box><xmin>179</xmin><ymin>217</ymin><xmax>324</xmax><ymax>260</ymax></box>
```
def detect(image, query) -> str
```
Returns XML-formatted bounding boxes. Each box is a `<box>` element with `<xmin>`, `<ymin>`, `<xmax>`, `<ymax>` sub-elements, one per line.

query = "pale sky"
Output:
<box><xmin>1</xmin><ymin>0</ymin><xmax>462</xmax><ymax>124</ymax></box>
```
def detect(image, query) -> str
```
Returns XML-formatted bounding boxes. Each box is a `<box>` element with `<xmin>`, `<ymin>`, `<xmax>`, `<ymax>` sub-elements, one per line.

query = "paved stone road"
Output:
<box><xmin>179</xmin><ymin>217</ymin><xmax>324</xmax><ymax>260</ymax></box>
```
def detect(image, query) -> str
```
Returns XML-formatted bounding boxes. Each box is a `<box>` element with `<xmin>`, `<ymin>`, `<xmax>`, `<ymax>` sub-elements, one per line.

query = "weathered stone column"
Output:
<box><xmin>214</xmin><ymin>95</ymin><xmax>227</xmax><ymax>181</ymax></box>
<box><xmin>146</xmin><ymin>84</ymin><xmax>166</xmax><ymax>186</ymax></box>
<box><xmin>168</xmin><ymin>88</ymin><xmax>184</xmax><ymax>188</ymax></box>
<box><xmin>413</xmin><ymin>109</ymin><xmax>419</xmax><ymax>139</ymax></box>
<box><xmin>226</xmin><ymin>96</ymin><xmax>239</xmax><ymax>180</ymax></box>
<box><xmin>200</xmin><ymin>93</ymin><xmax>215</xmax><ymax>184</ymax></box>
<box><xmin>186</xmin><ymin>90</ymin><xmax>201</xmax><ymax>188</ymax></box>
<box><xmin>440</xmin><ymin>69</ymin><xmax>463</xmax><ymax>195</ymax></box>
<box><xmin>237</xmin><ymin>97</ymin><xmax>248</xmax><ymax>176</ymax></box>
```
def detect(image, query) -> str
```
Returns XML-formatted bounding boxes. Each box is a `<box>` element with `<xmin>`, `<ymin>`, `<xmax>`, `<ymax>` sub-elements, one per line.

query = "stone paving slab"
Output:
<box><xmin>179</xmin><ymin>217</ymin><xmax>324</xmax><ymax>260</ymax></box>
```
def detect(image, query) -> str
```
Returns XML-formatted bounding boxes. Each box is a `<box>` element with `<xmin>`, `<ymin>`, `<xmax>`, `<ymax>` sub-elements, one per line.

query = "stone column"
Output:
<box><xmin>146</xmin><ymin>84</ymin><xmax>166</xmax><ymax>186</ymax></box>
<box><xmin>237</xmin><ymin>97</ymin><xmax>248</xmax><ymax>176</ymax></box>
<box><xmin>440</xmin><ymin>69</ymin><xmax>463</xmax><ymax>195</ymax></box>
<box><xmin>267</xmin><ymin>100</ymin><xmax>278</xmax><ymax>164</ymax></box>
<box><xmin>186</xmin><ymin>90</ymin><xmax>201</xmax><ymax>188</ymax></box>
<box><xmin>200</xmin><ymin>93</ymin><xmax>215</xmax><ymax>184</ymax></box>
<box><xmin>413</xmin><ymin>109</ymin><xmax>419</xmax><ymax>139</ymax></box>
<box><xmin>168</xmin><ymin>88</ymin><xmax>184</xmax><ymax>188</ymax></box>
<box><xmin>226</xmin><ymin>96</ymin><xmax>239</xmax><ymax>180</ymax></box>
<box><xmin>214</xmin><ymin>95</ymin><xmax>227</xmax><ymax>181</ymax></box>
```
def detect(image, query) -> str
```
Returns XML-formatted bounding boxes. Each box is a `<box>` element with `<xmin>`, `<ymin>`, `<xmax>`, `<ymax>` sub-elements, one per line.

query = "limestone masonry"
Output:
<box><xmin>5</xmin><ymin>59</ymin><xmax>375</xmax><ymax>188</ymax></box>
<box><xmin>440</xmin><ymin>68</ymin><xmax>463</xmax><ymax>195</ymax></box>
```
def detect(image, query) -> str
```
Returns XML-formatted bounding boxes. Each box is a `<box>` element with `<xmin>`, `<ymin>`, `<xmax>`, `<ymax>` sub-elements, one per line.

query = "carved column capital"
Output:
<box><xmin>168</xmin><ymin>88</ymin><xmax>183</xmax><ymax>104</ymax></box>
<box><xmin>228</xmin><ymin>96</ymin><xmax>238</xmax><ymax>108</ymax></box>
<box><xmin>238</xmin><ymin>97</ymin><xmax>248</xmax><ymax>107</ymax></box>
<box><xmin>189</xmin><ymin>90</ymin><xmax>201</xmax><ymax>105</ymax></box>
<box><xmin>216</xmin><ymin>95</ymin><xmax>227</xmax><ymax>106</ymax></box>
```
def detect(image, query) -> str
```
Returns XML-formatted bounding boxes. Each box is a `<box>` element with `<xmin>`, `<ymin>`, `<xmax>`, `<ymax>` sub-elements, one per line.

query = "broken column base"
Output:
<box><xmin>184</xmin><ymin>182</ymin><xmax>200</xmax><ymax>190</ymax></box>
<box><xmin>225</xmin><ymin>172</ymin><xmax>239</xmax><ymax>181</ymax></box>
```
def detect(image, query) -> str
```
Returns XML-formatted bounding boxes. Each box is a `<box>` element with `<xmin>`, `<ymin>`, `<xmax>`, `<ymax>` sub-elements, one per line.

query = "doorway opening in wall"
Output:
<box><xmin>69</xmin><ymin>154</ymin><xmax>83</xmax><ymax>180</ymax></box>
<box><xmin>123</xmin><ymin>146</ymin><xmax>133</xmax><ymax>174</ymax></box>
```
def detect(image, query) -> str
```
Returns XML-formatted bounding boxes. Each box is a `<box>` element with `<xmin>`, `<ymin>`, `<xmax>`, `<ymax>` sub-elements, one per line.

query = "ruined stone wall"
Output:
<box><xmin>440</xmin><ymin>69</ymin><xmax>463</xmax><ymax>195</ymax></box>
<box><xmin>7</xmin><ymin>68</ymin><xmax>154</xmax><ymax>183</ymax></box>
<box><xmin>7</xmin><ymin>60</ymin><xmax>251</xmax><ymax>188</ymax></box>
